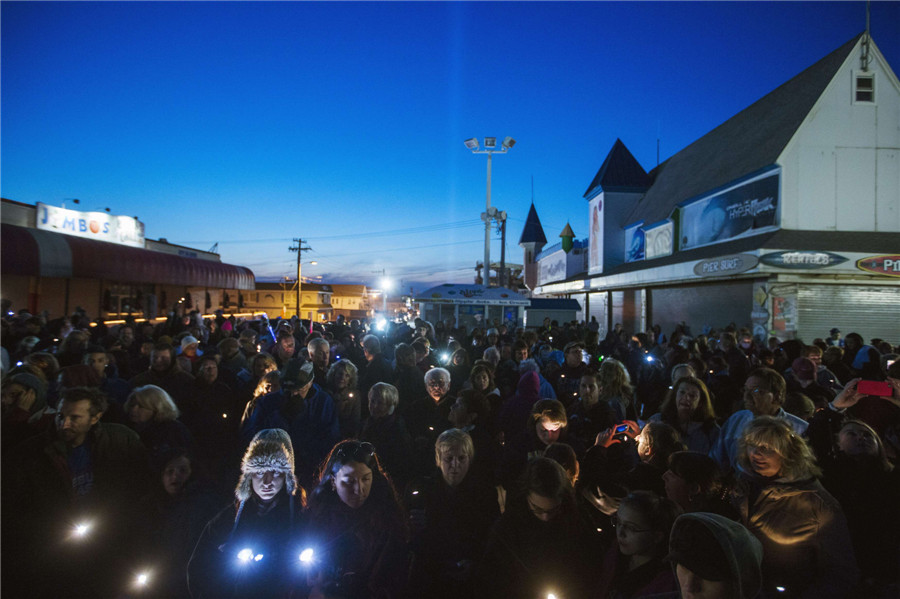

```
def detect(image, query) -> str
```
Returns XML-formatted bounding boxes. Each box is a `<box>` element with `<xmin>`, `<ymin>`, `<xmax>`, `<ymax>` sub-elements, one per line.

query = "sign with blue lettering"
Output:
<box><xmin>693</xmin><ymin>253</ymin><xmax>759</xmax><ymax>277</ymax></box>
<box><xmin>36</xmin><ymin>203</ymin><xmax>145</xmax><ymax>248</ymax></box>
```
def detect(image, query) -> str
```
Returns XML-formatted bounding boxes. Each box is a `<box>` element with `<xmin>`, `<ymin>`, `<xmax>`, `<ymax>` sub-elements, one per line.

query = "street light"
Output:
<box><xmin>380</xmin><ymin>277</ymin><xmax>393</xmax><ymax>315</ymax></box>
<box><xmin>464</xmin><ymin>135</ymin><xmax>515</xmax><ymax>287</ymax></box>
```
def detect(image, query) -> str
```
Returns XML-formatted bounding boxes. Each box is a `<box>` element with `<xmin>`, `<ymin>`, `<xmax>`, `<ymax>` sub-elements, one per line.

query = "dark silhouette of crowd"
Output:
<box><xmin>2</xmin><ymin>301</ymin><xmax>899</xmax><ymax>598</ymax></box>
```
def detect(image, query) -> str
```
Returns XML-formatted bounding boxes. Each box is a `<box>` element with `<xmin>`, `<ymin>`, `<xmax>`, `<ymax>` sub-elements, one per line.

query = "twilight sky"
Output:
<box><xmin>3</xmin><ymin>1</ymin><xmax>898</xmax><ymax>294</ymax></box>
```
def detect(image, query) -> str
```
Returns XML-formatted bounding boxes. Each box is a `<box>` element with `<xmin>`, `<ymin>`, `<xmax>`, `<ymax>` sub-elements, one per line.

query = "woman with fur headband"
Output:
<box><xmin>188</xmin><ymin>428</ymin><xmax>304</xmax><ymax>598</ymax></box>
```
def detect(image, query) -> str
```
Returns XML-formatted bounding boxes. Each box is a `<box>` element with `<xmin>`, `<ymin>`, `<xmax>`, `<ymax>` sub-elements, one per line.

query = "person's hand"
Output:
<box><xmin>883</xmin><ymin>377</ymin><xmax>900</xmax><ymax>409</ymax></box>
<box><xmin>595</xmin><ymin>420</ymin><xmax>639</xmax><ymax>447</ymax></box>
<box><xmin>832</xmin><ymin>378</ymin><xmax>864</xmax><ymax>409</ymax></box>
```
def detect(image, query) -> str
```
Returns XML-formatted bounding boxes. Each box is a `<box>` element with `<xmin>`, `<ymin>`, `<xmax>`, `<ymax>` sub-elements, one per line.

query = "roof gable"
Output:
<box><xmin>583</xmin><ymin>138</ymin><xmax>652</xmax><ymax>198</ymax></box>
<box><xmin>519</xmin><ymin>202</ymin><xmax>548</xmax><ymax>245</ymax></box>
<box><xmin>625</xmin><ymin>33</ymin><xmax>864</xmax><ymax>226</ymax></box>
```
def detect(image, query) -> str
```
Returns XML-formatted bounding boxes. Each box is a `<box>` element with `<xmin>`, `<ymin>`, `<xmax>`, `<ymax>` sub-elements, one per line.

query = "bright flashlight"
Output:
<box><xmin>376</xmin><ymin>318</ymin><xmax>387</xmax><ymax>331</ymax></box>
<box><xmin>299</xmin><ymin>548</ymin><xmax>315</xmax><ymax>564</ymax></box>
<box><xmin>73</xmin><ymin>522</ymin><xmax>91</xmax><ymax>537</ymax></box>
<box><xmin>237</xmin><ymin>548</ymin><xmax>254</xmax><ymax>563</ymax></box>
<box><xmin>136</xmin><ymin>572</ymin><xmax>149</xmax><ymax>586</ymax></box>
<box><xmin>440</xmin><ymin>352</ymin><xmax>450</xmax><ymax>363</ymax></box>
<box><xmin>645</xmin><ymin>355</ymin><xmax>654</xmax><ymax>363</ymax></box>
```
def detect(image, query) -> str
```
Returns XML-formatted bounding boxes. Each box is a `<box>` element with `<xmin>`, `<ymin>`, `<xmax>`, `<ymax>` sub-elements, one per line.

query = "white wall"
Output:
<box><xmin>780</xmin><ymin>39</ymin><xmax>900</xmax><ymax>232</ymax></box>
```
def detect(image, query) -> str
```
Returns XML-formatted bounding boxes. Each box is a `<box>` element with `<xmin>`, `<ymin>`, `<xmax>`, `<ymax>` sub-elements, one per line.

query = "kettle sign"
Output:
<box><xmin>856</xmin><ymin>255</ymin><xmax>900</xmax><ymax>277</ymax></box>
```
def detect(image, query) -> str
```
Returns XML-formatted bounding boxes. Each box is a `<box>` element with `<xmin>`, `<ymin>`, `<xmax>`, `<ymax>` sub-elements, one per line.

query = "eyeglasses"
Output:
<box><xmin>610</xmin><ymin>514</ymin><xmax>654</xmax><ymax>534</ymax></box>
<box><xmin>333</xmin><ymin>441</ymin><xmax>375</xmax><ymax>464</ymax></box>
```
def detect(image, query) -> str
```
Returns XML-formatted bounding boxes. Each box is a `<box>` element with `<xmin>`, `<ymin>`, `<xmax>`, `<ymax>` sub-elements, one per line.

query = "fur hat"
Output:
<box><xmin>235</xmin><ymin>428</ymin><xmax>298</xmax><ymax>502</ymax></box>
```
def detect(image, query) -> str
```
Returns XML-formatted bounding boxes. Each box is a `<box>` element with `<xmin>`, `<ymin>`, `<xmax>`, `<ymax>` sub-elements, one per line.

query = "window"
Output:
<box><xmin>854</xmin><ymin>72</ymin><xmax>874</xmax><ymax>103</ymax></box>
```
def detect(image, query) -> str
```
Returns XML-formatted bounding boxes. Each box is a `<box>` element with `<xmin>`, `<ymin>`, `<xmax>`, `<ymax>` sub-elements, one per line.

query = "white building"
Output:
<box><xmin>528</xmin><ymin>33</ymin><xmax>900</xmax><ymax>343</ymax></box>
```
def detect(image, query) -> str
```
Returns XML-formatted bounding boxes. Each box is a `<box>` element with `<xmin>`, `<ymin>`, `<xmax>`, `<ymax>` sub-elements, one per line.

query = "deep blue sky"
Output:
<box><xmin>3</xmin><ymin>1</ymin><xmax>898</xmax><ymax>294</ymax></box>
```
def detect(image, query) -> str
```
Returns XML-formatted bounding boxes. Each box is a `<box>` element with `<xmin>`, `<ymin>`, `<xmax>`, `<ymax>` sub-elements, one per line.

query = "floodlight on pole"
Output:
<box><xmin>464</xmin><ymin>135</ymin><xmax>516</xmax><ymax>288</ymax></box>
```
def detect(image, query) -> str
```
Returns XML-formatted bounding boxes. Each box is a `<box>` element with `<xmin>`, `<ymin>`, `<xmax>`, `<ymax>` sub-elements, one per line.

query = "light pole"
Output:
<box><xmin>464</xmin><ymin>136</ymin><xmax>515</xmax><ymax>287</ymax></box>
<box><xmin>380</xmin><ymin>277</ymin><xmax>393</xmax><ymax>315</ymax></box>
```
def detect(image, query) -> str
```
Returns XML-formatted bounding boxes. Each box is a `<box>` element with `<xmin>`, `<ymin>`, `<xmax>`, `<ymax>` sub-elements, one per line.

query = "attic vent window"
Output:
<box><xmin>854</xmin><ymin>73</ymin><xmax>874</xmax><ymax>103</ymax></box>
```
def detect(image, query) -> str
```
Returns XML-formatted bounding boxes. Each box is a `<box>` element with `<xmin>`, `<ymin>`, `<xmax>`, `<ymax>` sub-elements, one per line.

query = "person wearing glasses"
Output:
<box><xmin>593</xmin><ymin>490</ymin><xmax>682</xmax><ymax>598</ymax></box>
<box><xmin>476</xmin><ymin>457</ymin><xmax>596</xmax><ymax>599</ymax></box>
<box><xmin>710</xmin><ymin>367</ymin><xmax>808</xmax><ymax>474</ymax></box>
<box><xmin>731</xmin><ymin>416</ymin><xmax>857</xmax><ymax>598</ymax></box>
<box><xmin>300</xmin><ymin>440</ymin><xmax>408</xmax><ymax>599</ymax></box>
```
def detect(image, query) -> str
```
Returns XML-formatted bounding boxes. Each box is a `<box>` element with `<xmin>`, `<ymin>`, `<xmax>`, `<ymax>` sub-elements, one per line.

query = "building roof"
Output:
<box><xmin>583</xmin><ymin>138</ymin><xmax>652</xmax><ymax>199</ymax></box>
<box><xmin>519</xmin><ymin>202</ymin><xmax>548</xmax><ymax>246</ymax></box>
<box><xmin>624</xmin><ymin>32</ymin><xmax>864</xmax><ymax>227</ymax></box>
<box><xmin>529</xmin><ymin>298</ymin><xmax>582</xmax><ymax>311</ymax></box>
<box><xmin>414</xmin><ymin>284</ymin><xmax>531</xmax><ymax>305</ymax></box>
<box><xmin>329</xmin><ymin>284</ymin><xmax>368</xmax><ymax>295</ymax></box>
<box><xmin>1</xmin><ymin>223</ymin><xmax>255</xmax><ymax>289</ymax></box>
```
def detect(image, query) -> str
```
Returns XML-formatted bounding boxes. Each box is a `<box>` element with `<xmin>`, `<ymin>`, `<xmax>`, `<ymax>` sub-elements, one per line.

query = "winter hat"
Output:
<box><xmin>791</xmin><ymin>357</ymin><xmax>816</xmax><ymax>382</ymax></box>
<box><xmin>281</xmin><ymin>359</ymin><xmax>314</xmax><ymax>391</ymax></box>
<box><xmin>668</xmin><ymin>512</ymin><xmax>763</xmax><ymax>598</ymax></box>
<box><xmin>7</xmin><ymin>372</ymin><xmax>48</xmax><ymax>414</ymax></box>
<box><xmin>235</xmin><ymin>428</ymin><xmax>298</xmax><ymax>503</ymax></box>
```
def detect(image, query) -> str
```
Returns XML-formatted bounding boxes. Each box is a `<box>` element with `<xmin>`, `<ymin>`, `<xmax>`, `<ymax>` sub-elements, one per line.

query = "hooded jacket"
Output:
<box><xmin>732</xmin><ymin>471</ymin><xmax>858</xmax><ymax>598</ymax></box>
<box><xmin>669</xmin><ymin>512</ymin><xmax>763</xmax><ymax>598</ymax></box>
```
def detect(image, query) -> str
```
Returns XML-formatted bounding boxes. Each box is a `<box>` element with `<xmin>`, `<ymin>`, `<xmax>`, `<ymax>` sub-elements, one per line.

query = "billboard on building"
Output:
<box><xmin>624</xmin><ymin>222</ymin><xmax>645</xmax><ymax>262</ymax></box>
<box><xmin>644</xmin><ymin>220</ymin><xmax>673</xmax><ymax>260</ymax></box>
<box><xmin>539</xmin><ymin>250</ymin><xmax>567</xmax><ymax>286</ymax></box>
<box><xmin>589</xmin><ymin>195</ymin><xmax>603</xmax><ymax>274</ymax></box>
<box><xmin>678</xmin><ymin>168</ymin><xmax>779</xmax><ymax>250</ymax></box>
<box><xmin>37</xmin><ymin>203</ymin><xmax>145</xmax><ymax>248</ymax></box>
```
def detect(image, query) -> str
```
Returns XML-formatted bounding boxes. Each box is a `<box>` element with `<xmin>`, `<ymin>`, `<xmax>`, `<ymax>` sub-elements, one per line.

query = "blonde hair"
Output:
<box><xmin>434</xmin><ymin>428</ymin><xmax>475</xmax><ymax>467</ymax></box>
<box><xmin>125</xmin><ymin>384</ymin><xmax>180</xmax><ymax>422</ymax></box>
<box><xmin>738</xmin><ymin>416</ymin><xmax>821</xmax><ymax>480</ymax></box>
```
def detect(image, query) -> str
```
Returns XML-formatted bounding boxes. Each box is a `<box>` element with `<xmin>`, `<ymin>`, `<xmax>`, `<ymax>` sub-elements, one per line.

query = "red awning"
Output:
<box><xmin>2</xmin><ymin>224</ymin><xmax>255</xmax><ymax>289</ymax></box>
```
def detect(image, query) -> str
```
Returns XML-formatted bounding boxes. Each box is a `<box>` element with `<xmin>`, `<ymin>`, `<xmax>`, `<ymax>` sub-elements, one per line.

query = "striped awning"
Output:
<box><xmin>2</xmin><ymin>223</ymin><xmax>255</xmax><ymax>289</ymax></box>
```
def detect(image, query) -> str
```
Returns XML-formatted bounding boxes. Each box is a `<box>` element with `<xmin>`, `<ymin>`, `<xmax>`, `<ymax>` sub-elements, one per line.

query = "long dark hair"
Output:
<box><xmin>308</xmin><ymin>440</ymin><xmax>407</xmax><ymax>538</ymax></box>
<box><xmin>659</xmin><ymin>376</ymin><xmax>717</xmax><ymax>426</ymax></box>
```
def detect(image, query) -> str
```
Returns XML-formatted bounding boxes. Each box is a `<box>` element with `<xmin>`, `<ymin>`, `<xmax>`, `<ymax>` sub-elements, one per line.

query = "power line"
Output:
<box><xmin>172</xmin><ymin>218</ymin><xmax>482</xmax><ymax>246</ymax></box>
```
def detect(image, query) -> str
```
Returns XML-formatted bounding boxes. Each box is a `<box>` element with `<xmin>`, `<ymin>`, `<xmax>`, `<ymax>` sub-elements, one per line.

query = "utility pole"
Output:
<box><xmin>289</xmin><ymin>238</ymin><xmax>311</xmax><ymax>319</ymax></box>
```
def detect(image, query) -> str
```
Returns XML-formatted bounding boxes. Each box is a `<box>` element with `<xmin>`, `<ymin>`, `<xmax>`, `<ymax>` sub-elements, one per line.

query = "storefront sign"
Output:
<box><xmin>856</xmin><ymin>255</ymin><xmax>900</xmax><ymax>277</ymax></box>
<box><xmin>37</xmin><ymin>203</ymin><xmax>145</xmax><ymax>248</ymax></box>
<box><xmin>759</xmin><ymin>251</ymin><xmax>847</xmax><ymax>269</ymax></box>
<box><xmin>693</xmin><ymin>254</ymin><xmax>759</xmax><ymax>277</ymax></box>
<box><xmin>679</xmin><ymin>169</ymin><xmax>779</xmax><ymax>250</ymax></box>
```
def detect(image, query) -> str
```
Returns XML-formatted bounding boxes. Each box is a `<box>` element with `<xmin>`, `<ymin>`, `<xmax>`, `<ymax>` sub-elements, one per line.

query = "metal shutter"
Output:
<box><xmin>650</xmin><ymin>281</ymin><xmax>755</xmax><ymax>334</ymax></box>
<box><xmin>797</xmin><ymin>284</ymin><xmax>900</xmax><ymax>344</ymax></box>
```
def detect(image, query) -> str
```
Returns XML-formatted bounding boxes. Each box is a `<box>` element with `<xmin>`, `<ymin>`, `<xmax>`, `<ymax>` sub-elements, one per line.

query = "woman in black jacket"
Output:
<box><xmin>298</xmin><ymin>440</ymin><xmax>409</xmax><ymax>599</ymax></box>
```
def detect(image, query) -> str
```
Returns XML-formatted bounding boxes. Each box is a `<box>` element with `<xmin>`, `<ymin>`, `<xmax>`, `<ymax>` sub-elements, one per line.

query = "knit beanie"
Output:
<box><xmin>235</xmin><ymin>428</ymin><xmax>298</xmax><ymax>502</ymax></box>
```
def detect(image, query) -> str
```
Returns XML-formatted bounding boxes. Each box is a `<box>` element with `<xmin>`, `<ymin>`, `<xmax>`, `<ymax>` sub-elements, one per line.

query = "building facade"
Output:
<box><xmin>528</xmin><ymin>34</ymin><xmax>900</xmax><ymax>343</ymax></box>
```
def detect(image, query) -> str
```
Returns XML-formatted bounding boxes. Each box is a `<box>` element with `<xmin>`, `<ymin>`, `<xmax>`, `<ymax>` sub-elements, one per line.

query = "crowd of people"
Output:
<box><xmin>2</xmin><ymin>303</ymin><xmax>899</xmax><ymax>598</ymax></box>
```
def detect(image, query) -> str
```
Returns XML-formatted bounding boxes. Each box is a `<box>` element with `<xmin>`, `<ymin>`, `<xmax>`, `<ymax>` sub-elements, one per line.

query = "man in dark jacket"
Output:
<box><xmin>241</xmin><ymin>359</ymin><xmax>340</xmax><ymax>487</ymax></box>
<box><xmin>359</xmin><ymin>334</ymin><xmax>393</xmax><ymax>400</ymax></box>
<box><xmin>129</xmin><ymin>342</ymin><xmax>195</xmax><ymax>413</ymax></box>
<box><xmin>2</xmin><ymin>386</ymin><xmax>149</xmax><ymax>598</ymax></box>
